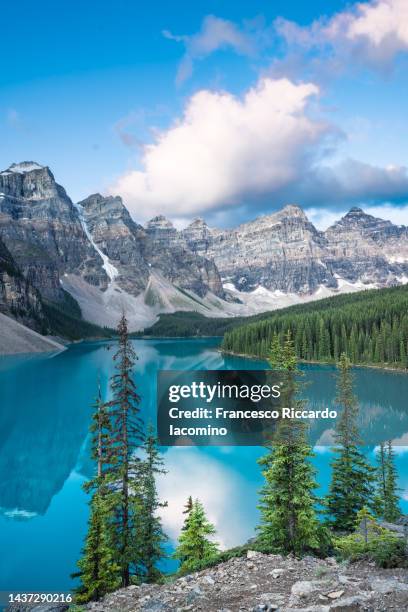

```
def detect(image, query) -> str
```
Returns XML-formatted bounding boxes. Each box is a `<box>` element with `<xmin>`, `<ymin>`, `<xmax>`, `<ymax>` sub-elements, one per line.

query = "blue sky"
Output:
<box><xmin>1</xmin><ymin>0</ymin><xmax>408</xmax><ymax>228</ymax></box>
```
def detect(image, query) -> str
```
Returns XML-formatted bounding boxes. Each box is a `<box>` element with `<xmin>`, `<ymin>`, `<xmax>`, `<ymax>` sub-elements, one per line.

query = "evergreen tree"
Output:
<box><xmin>135</xmin><ymin>424</ymin><xmax>168</xmax><ymax>583</ymax></box>
<box><xmin>85</xmin><ymin>381</ymin><xmax>113</xmax><ymax>490</ymax></box>
<box><xmin>221</xmin><ymin>284</ymin><xmax>408</xmax><ymax>367</ymax></box>
<box><xmin>373</xmin><ymin>442</ymin><xmax>387</xmax><ymax>518</ymax></box>
<box><xmin>183</xmin><ymin>495</ymin><xmax>193</xmax><ymax>516</ymax></box>
<box><xmin>383</xmin><ymin>440</ymin><xmax>401</xmax><ymax>522</ymax></box>
<box><xmin>74</xmin><ymin>384</ymin><xmax>119</xmax><ymax>602</ymax></box>
<box><xmin>75</xmin><ymin>492</ymin><xmax>120</xmax><ymax>602</ymax></box>
<box><xmin>326</xmin><ymin>353</ymin><xmax>375</xmax><ymax>531</ymax></box>
<box><xmin>174</xmin><ymin>499</ymin><xmax>219</xmax><ymax>573</ymax></box>
<box><xmin>267</xmin><ymin>333</ymin><xmax>284</xmax><ymax>369</ymax></box>
<box><xmin>106</xmin><ymin>313</ymin><xmax>145</xmax><ymax>587</ymax></box>
<box><xmin>257</xmin><ymin>331</ymin><xmax>319</xmax><ymax>555</ymax></box>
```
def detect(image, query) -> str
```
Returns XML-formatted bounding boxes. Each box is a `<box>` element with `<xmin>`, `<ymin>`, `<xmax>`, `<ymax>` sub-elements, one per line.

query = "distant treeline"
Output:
<box><xmin>221</xmin><ymin>284</ymin><xmax>408</xmax><ymax>367</ymax></box>
<box><xmin>136</xmin><ymin>311</ymin><xmax>251</xmax><ymax>338</ymax></box>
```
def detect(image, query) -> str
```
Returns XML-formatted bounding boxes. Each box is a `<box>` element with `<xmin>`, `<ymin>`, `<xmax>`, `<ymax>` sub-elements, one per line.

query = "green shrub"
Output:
<box><xmin>370</xmin><ymin>537</ymin><xmax>407</xmax><ymax>568</ymax></box>
<box><xmin>334</xmin><ymin>511</ymin><xmax>407</xmax><ymax>568</ymax></box>
<box><xmin>313</xmin><ymin>523</ymin><xmax>334</xmax><ymax>558</ymax></box>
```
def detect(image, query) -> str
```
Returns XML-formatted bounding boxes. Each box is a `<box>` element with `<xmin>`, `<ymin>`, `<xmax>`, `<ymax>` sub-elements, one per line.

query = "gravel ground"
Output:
<box><xmin>84</xmin><ymin>551</ymin><xmax>408</xmax><ymax>612</ymax></box>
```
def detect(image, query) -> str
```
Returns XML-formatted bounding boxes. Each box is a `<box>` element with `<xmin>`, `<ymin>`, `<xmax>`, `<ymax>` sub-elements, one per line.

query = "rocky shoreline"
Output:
<box><xmin>84</xmin><ymin>551</ymin><xmax>408</xmax><ymax>612</ymax></box>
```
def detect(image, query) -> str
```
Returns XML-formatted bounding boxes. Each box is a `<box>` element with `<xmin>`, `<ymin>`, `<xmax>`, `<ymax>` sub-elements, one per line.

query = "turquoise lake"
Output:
<box><xmin>0</xmin><ymin>337</ymin><xmax>407</xmax><ymax>593</ymax></box>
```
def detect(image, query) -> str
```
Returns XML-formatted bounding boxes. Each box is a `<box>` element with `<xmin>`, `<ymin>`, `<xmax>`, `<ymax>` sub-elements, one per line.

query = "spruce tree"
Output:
<box><xmin>373</xmin><ymin>442</ymin><xmax>386</xmax><ymax>518</ymax></box>
<box><xmin>174</xmin><ymin>499</ymin><xmax>219</xmax><ymax>573</ymax></box>
<box><xmin>74</xmin><ymin>384</ymin><xmax>119</xmax><ymax>602</ymax></box>
<box><xmin>106</xmin><ymin>313</ymin><xmax>145</xmax><ymax>587</ymax></box>
<box><xmin>257</xmin><ymin>331</ymin><xmax>319</xmax><ymax>555</ymax></box>
<box><xmin>383</xmin><ymin>440</ymin><xmax>401</xmax><ymax>522</ymax></box>
<box><xmin>75</xmin><ymin>492</ymin><xmax>120</xmax><ymax>602</ymax></box>
<box><xmin>85</xmin><ymin>382</ymin><xmax>114</xmax><ymax>490</ymax></box>
<box><xmin>326</xmin><ymin>353</ymin><xmax>375</xmax><ymax>531</ymax></box>
<box><xmin>135</xmin><ymin>424</ymin><xmax>168</xmax><ymax>583</ymax></box>
<box><xmin>267</xmin><ymin>333</ymin><xmax>284</xmax><ymax>369</ymax></box>
<box><xmin>183</xmin><ymin>495</ymin><xmax>193</xmax><ymax>516</ymax></box>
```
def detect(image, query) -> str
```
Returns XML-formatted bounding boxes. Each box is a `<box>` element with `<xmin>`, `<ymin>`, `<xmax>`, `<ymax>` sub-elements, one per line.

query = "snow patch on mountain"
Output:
<box><xmin>74</xmin><ymin>203</ymin><xmax>119</xmax><ymax>282</ymax></box>
<box><xmin>3</xmin><ymin>162</ymin><xmax>45</xmax><ymax>174</ymax></box>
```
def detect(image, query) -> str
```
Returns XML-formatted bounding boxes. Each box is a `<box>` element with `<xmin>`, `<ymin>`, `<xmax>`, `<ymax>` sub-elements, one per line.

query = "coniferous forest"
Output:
<box><xmin>73</xmin><ymin>319</ymin><xmax>406</xmax><ymax>605</ymax></box>
<box><xmin>221</xmin><ymin>284</ymin><xmax>408</xmax><ymax>367</ymax></box>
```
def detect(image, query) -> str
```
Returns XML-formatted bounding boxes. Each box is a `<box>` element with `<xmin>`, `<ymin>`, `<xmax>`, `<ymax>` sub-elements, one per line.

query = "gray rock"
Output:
<box><xmin>370</xmin><ymin>577</ymin><xmax>408</xmax><ymax>593</ymax></box>
<box><xmin>0</xmin><ymin>163</ymin><xmax>107</xmax><ymax>302</ymax></box>
<box><xmin>141</xmin><ymin>600</ymin><xmax>172</xmax><ymax>611</ymax></box>
<box><xmin>185</xmin><ymin>204</ymin><xmax>408</xmax><ymax>295</ymax></box>
<box><xmin>326</xmin><ymin>590</ymin><xmax>344</xmax><ymax>599</ymax></box>
<box><xmin>247</xmin><ymin>550</ymin><xmax>261</xmax><ymax>559</ymax></box>
<box><xmin>291</xmin><ymin>580</ymin><xmax>330</xmax><ymax>598</ymax></box>
<box><xmin>328</xmin><ymin>594</ymin><xmax>371</xmax><ymax>611</ymax></box>
<box><xmin>284</xmin><ymin>606</ymin><xmax>330</xmax><ymax>612</ymax></box>
<box><xmin>79</xmin><ymin>197</ymin><xmax>225</xmax><ymax>299</ymax></box>
<box><xmin>0</xmin><ymin>236</ymin><xmax>46</xmax><ymax>332</ymax></box>
<box><xmin>270</xmin><ymin>568</ymin><xmax>285</xmax><ymax>579</ymax></box>
<box><xmin>5</xmin><ymin>161</ymin><xmax>408</xmax><ymax>336</ymax></box>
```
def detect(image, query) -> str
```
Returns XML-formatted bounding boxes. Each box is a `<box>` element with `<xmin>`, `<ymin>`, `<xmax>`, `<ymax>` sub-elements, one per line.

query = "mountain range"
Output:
<box><xmin>1</xmin><ymin>161</ymin><xmax>408</xmax><ymax>341</ymax></box>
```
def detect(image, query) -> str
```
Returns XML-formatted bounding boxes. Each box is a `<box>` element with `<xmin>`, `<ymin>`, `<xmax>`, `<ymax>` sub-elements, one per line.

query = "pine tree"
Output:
<box><xmin>85</xmin><ymin>381</ymin><xmax>114</xmax><ymax>490</ymax></box>
<box><xmin>106</xmin><ymin>313</ymin><xmax>145</xmax><ymax>587</ymax></box>
<box><xmin>373</xmin><ymin>442</ymin><xmax>387</xmax><ymax>518</ymax></box>
<box><xmin>174</xmin><ymin>500</ymin><xmax>219</xmax><ymax>573</ymax></box>
<box><xmin>326</xmin><ymin>353</ymin><xmax>375</xmax><ymax>531</ymax></box>
<box><xmin>383</xmin><ymin>440</ymin><xmax>401</xmax><ymax>522</ymax></box>
<box><xmin>135</xmin><ymin>424</ymin><xmax>168</xmax><ymax>583</ymax></box>
<box><xmin>183</xmin><ymin>495</ymin><xmax>193</xmax><ymax>516</ymax></box>
<box><xmin>74</xmin><ymin>384</ymin><xmax>119</xmax><ymax>602</ymax></box>
<box><xmin>257</xmin><ymin>331</ymin><xmax>319</xmax><ymax>555</ymax></box>
<box><xmin>267</xmin><ymin>333</ymin><xmax>284</xmax><ymax>369</ymax></box>
<box><xmin>75</xmin><ymin>492</ymin><xmax>120</xmax><ymax>602</ymax></box>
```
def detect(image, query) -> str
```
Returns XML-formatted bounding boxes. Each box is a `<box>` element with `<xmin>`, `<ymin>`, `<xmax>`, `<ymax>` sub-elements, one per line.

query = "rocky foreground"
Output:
<box><xmin>85</xmin><ymin>551</ymin><xmax>408</xmax><ymax>612</ymax></box>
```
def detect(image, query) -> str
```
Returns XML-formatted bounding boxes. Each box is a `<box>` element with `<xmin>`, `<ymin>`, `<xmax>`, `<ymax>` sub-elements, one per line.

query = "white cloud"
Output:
<box><xmin>305</xmin><ymin>207</ymin><xmax>347</xmax><ymax>231</ymax></box>
<box><xmin>362</xmin><ymin>204</ymin><xmax>408</xmax><ymax>226</ymax></box>
<box><xmin>276</xmin><ymin>0</ymin><xmax>408</xmax><ymax>70</ymax></box>
<box><xmin>109</xmin><ymin>78</ymin><xmax>408</xmax><ymax>226</ymax></box>
<box><xmin>344</xmin><ymin>0</ymin><xmax>408</xmax><ymax>55</ymax></box>
<box><xmin>157</xmin><ymin>447</ymin><xmax>254</xmax><ymax>549</ymax></box>
<box><xmin>303</xmin><ymin>159</ymin><xmax>408</xmax><ymax>206</ymax></box>
<box><xmin>163</xmin><ymin>15</ymin><xmax>255</xmax><ymax>84</ymax></box>
<box><xmin>110</xmin><ymin>77</ymin><xmax>328</xmax><ymax>222</ymax></box>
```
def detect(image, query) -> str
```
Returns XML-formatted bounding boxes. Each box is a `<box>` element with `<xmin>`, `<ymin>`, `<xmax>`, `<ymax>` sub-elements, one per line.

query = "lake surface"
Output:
<box><xmin>0</xmin><ymin>338</ymin><xmax>407</xmax><ymax>594</ymax></box>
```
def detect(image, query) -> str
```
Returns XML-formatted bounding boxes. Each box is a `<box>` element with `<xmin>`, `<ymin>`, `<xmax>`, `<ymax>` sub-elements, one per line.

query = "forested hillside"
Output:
<box><xmin>137</xmin><ymin>311</ymin><xmax>253</xmax><ymax>337</ymax></box>
<box><xmin>221</xmin><ymin>285</ymin><xmax>408</xmax><ymax>367</ymax></box>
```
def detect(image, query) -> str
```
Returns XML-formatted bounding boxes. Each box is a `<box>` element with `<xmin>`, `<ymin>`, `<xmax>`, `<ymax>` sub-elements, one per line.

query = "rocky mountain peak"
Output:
<box><xmin>0</xmin><ymin>161</ymin><xmax>62</xmax><ymax>202</ymax></box>
<box><xmin>280</xmin><ymin>203</ymin><xmax>307</xmax><ymax>218</ymax></box>
<box><xmin>79</xmin><ymin>193</ymin><xmax>126</xmax><ymax>215</ymax></box>
<box><xmin>329</xmin><ymin>207</ymin><xmax>393</xmax><ymax>233</ymax></box>
<box><xmin>79</xmin><ymin>193</ymin><xmax>105</xmax><ymax>207</ymax></box>
<box><xmin>6</xmin><ymin>161</ymin><xmax>46</xmax><ymax>174</ymax></box>
<box><xmin>146</xmin><ymin>215</ymin><xmax>174</xmax><ymax>230</ymax></box>
<box><xmin>342</xmin><ymin>207</ymin><xmax>372</xmax><ymax>223</ymax></box>
<box><xmin>183</xmin><ymin>217</ymin><xmax>214</xmax><ymax>254</ymax></box>
<box><xmin>78</xmin><ymin>193</ymin><xmax>143</xmax><ymax>249</ymax></box>
<box><xmin>234</xmin><ymin>204</ymin><xmax>311</xmax><ymax>236</ymax></box>
<box><xmin>189</xmin><ymin>217</ymin><xmax>208</xmax><ymax>228</ymax></box>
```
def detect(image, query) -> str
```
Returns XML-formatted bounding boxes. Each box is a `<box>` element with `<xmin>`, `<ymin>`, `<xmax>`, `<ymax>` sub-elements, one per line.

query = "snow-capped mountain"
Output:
<box><xmin>184</xmin><ymin>204</ymin><xmax>408</xmax><ymax>293</ymax></box>
<box><xmin>2</xmin><ymin>161</ymin><xmax>408</xmax><ymax>332</ymax></box>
